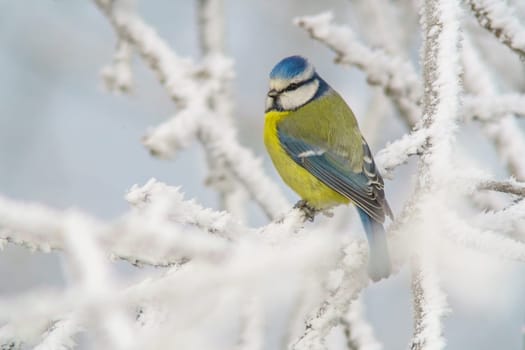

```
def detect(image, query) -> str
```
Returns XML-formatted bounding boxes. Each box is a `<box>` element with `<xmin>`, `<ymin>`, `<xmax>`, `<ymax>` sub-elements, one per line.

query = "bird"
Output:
<box><xmin>263</xmin><ymin>55</ymin><xmax>393</xmax><ymax>281</ymax></box>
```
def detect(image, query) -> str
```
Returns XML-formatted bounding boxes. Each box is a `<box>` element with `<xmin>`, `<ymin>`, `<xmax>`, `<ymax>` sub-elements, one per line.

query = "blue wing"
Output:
<box><xmin>278</xmin><ymin>129</ymin><xmax>392</xmax><ymax>223</ymax></box>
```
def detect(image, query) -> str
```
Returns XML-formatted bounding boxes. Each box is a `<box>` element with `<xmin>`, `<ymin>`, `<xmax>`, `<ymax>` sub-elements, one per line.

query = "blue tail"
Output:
<box><xmin>357</xmin><ymin>208</ymin><xmax>391</xmax><ymax>281</ymax></box>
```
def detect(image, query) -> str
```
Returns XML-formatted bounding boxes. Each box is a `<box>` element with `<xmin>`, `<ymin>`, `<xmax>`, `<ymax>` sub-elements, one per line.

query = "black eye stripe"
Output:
<box><xmin>281</xmin><ymin>76</ymin><xmax>317</xmax><ymax>93</ymax></box>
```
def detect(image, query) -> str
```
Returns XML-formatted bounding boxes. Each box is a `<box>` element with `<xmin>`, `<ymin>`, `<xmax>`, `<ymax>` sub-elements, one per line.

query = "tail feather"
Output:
<box><xmin>357</xmin><ymin>208</ymin><xmax>391</xmax><ymax>281</ymax></box>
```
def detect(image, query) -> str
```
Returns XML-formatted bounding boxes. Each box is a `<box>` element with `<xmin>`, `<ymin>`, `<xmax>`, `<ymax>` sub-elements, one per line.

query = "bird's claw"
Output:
<box><xmin>294</xmin><ymin>200</ymin><xmax>318</xmax><ymax>222</ymax></box>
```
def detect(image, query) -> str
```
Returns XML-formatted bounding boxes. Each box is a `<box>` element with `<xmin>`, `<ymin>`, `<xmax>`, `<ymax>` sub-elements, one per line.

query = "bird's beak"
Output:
<box><xmin>267</xmin><ymin>89</ymin><xmax>278</xmax><ymax>98</ymax></box>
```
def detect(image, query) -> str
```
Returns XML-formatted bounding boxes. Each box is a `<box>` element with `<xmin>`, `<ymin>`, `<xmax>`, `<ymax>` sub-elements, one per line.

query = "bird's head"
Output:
<box><xmin>266</xmin><ymin>55</ymin><xmax>328</xmax><ymax>112</ymax></box>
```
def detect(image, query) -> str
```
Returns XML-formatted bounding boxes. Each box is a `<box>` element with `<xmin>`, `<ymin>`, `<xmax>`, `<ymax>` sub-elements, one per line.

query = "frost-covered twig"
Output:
<box><xmin>463</xmin><ymin>36</ymin><xmax>525</xmax><ymax>180</ymax></box>
<box><xmin>33</xmin><ymin>318</ymin><xmax>79</xmax><ymax>350</ymax></box>
<box><xmin>1</xmin><ymin>228</ymin><xmax>342</xmax><ymax>348</ymax></box>
<box><xmin>472</xmin><ymin>199</ymin><xmax>525</xmax><ymax>241</ymax></box>
<box><xmin>196</xmin><ymin>0</ymin><xmax>251</xmax><ymax>220</ymax></box>
<box><xmin>467</xmin><ymin>0</ymin><xmax>525</xmax><ymax>61</ymax></box>
<box><xmin>341</xmin><ymin>297</ymin><xmax>383</xmax><ymax>350</ymax></box>
<box><xmin>407</xmin><ymin>0</ymin><xmax>462</xmax><ymax>347</ymax></box>
<box><xmin>463</xmin><ymin>94</ymin><xmax>525</xmax><ymax>121</ymax></box>
<box><xmin>409</xmin><ymin>255</ymin><xmax>448</xmax><ymax>350</ymax></box>
<box><xmin>292</xmin><ymin>241</ymin><xmax>369</xmax><ymax>350</ymax></box>
<box><xmin>126</xmin><ymin>178</ymin><xmax>248</xmax><ymax>239</ymax></box>
<box><xmin>295</xmin><ymin>12</ymin><xmax>422</xmax><ymax>128</ymax></box>
<box><xmin>440</xmin><ymin>207</ymin><xmax>525</xmax><ymax>262</ymax></box>
<box><xmin>478</xmin><ymin>179</ymin><xmax>525</xmax><ymax>197</ymax></box>
<box><xmin>235</xmin><ymin>297</ymin><xmax>264</xmax><ymax>350</ymax></box>
<box><xmin>0</xmin><ymin>188</ymin><xmax>231</xmax><ymax>267</ymax></box>
<box><xmin>101</xmin><ymin>38</ymin><xmax>134</xmax><ymax>93</ymax></box>
<box><xmin>374</xmin><ymin>129</ymin><xmax>428</xmax><ymax>178</ymax></box>
<box><xmin>93</xmin><ymin>0</ymin><xmax>290</xmax><ymax>220</ymax></box>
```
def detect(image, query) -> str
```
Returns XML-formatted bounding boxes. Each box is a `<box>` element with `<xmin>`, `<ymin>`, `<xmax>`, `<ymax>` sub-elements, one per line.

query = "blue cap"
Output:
<box><xmin>269</xmin><ymin>55</ymin><xmax>311</xmax><ymax>79</ymax></box>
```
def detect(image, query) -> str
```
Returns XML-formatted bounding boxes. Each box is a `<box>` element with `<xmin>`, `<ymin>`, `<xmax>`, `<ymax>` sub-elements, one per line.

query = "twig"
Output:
<box><xmin>467</xmin><ymin>0</ymin><xmax>525</xmax><ymax>61</ymax></box>
<box><xmin>478</xmin><ymin>179</ymin><xmax>525</xmax><ymax>197</ymax></box>
<box><xmin>295</xmin><ymin>12</ymin><xmax>422</xmax><ymax>128</ymax></box>
<box><xmin>93</xmin><ymin>0</ymin><xmax>290</xmax><ymax>220</ymax></box>
<box><xmin>0</xmin><ymin>191</ymin><xmax>231</xmax><ymax>268</ymax></box>
<box><xmin>341</xmin><ymin>297</ymin><xmax>383</xmax><ymax>350</ymax></box>
<box><xmin>292</xmin><ymin>241</ymin><xmax>369</xmax><ymax>350</ymax></box>
<box><xmin>407</xmin><ymin>0</ymin><xmax>463</xmax><ymax>347</ymax></box>
<box><xmin>462</xmin><ymin>35</ymin><xmax>525</xmax><ymax>180</ymax></box>
<box><xmin>409</xmin><ymin>255</ymin><xmax>448</xmax><ymax>350</ymax></box>
<box><xmin>463</xmin><ymin>94</ymin><xmax>525</xmax><ymax>121</ymax></box>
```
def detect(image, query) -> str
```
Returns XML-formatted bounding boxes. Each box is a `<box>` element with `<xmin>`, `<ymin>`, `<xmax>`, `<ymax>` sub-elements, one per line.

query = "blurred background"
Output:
<box><xmin>0</xmin><ymin>1</ymin><xmax>524</xmax><ymax>349</ymax></box>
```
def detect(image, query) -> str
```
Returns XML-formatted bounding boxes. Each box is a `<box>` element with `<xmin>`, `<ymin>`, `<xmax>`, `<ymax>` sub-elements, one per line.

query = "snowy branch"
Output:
<box><xmin>406</xmin><ymin>0</ymin><xmax>462</xmax><ymax>347</ymax></box>
<box><xmin>463</xmin><ymin>93</ymin><xmax>525</xmax><ymax>121</ymax></box>
<box><xmin>478</xmin><ymin>179</ymin><xmax>525</xmax><ymax>197</ymax></box>
<box><xmin>467</xmin><ymin>0</ymin><xmax>525</xmax><ymax>61</ymax></box>
<box><xmin>94</xmin><ymin>0</ymin><xmax>290</xmax><ymax>220</ymax></box>
<box><xmin>0</xmin><ymin>184</ymin><xmax>232</xmax><ymax>268</ymax></box>
<box><xmin>462</xmin><ymin>35</ymin><xmax>525</xmax><ymax>180</ymax></box>
<box><xmin>295</xmin><ymin>12</ymin><xmax>422</xmax><ymax>128</ymax></box>
<box><xmin>341</xmin><ymin>297</ymin><xmax>383</xmax><ymax>350</ymax></box>
<box><xmin>292</xmin><ymin>241</ymin><xmax>369</xmax><ymax>350</ymax></box>
<box><xmin>409</xmin><ymin>255</ymin><xmax>448</xmax><ymax>350</ymax></box>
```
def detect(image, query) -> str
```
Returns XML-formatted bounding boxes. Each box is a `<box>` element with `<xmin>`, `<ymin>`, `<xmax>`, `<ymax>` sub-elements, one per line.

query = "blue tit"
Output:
<box><xmin>263</xmin><ymin>55</ymin><xmax>393</xmax><ymax>281</ymax></box>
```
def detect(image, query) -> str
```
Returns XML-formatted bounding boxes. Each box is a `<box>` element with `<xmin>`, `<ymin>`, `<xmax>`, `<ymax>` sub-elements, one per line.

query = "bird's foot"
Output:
<box><xmin>294</xmin><ymin>200</ymin><xmax>318</xmax><ymax>222</ymax></box>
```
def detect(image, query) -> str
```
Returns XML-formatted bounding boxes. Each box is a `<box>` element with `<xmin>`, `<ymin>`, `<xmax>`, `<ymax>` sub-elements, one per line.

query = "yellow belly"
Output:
<box><xmin>264</xmin><ymin>110</ymin><xmax>349</xmax><ymax>209</ymax></box>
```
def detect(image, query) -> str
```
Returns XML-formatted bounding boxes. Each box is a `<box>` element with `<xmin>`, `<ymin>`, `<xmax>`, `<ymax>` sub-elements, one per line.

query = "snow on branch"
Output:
<box><xmin>406</xmin><ymin>0</ymin><xmax>462</xmax><ymax>347</ymax></box>
<box><xmin>462</xmin><ymin>35</ymin><xmax>525</xmax><ymax>180</ymax></box>
<box><xmin>126</xmin><ymin>178</ymin><xmax>248</xmax><ymax>239</ymax></box>
<box><xmin>101</xmin><ymin>38</ymin><xmax>134</xmax><ymax>93</ymax></box>
<box><xmin>295</xmin><ymin>12</ymin><xmax>422</xmax><ymax>128</ymax></box>
<box><xmin>0</xmin><ymin>224</ymin><xmax>343</xmax><ymax>349</ymax></box>
<box><xmin>409</xmin><ymin>255</ymin><xmax>448</xmax><ymax>350</ymax></box>
<box><xmin>341</xmin><ymin>297</ymin><xmax>383</xmax><ymax>350</ymax></box>
<box><xmin>440</xmin><ymin>207</ymin><xmax>525</xmax><ymax>262</ymax></box>
<box><xmin>463</xmin><ymin>94</ymin><xmax>525</xmax><ymax>121</ymax></box>
<box><xmin>292</xmin><ymin>241</ymin><xmax>369</xmax><ymax>350</ymax></box>
<box><xmin>0</xmin><ymin>185</ymin><xmax>232</xmax><ymax>268</ymax></box>
<box><xmin>472</xmin><ymin>199</ymin><xmax>525</xmax><ymax>241</ymax></box>
<box><xmin>478</xmin><ymin>178</ymin><xmax>525</xmax><ymax>197</ymax></box>
<box><xmin>467</xmin><ymin>0</ymin><xmax>525</xmax><ymax>61</ymax></box>
<box><xmin>94</xmin><ymin>0</ymin><xmax>290</xmax><ymax>220</ymax></box>
<box><xmin>374</xmin><ymin>129</ymin><xmax>428</xmax><ymax>178</ymax></box>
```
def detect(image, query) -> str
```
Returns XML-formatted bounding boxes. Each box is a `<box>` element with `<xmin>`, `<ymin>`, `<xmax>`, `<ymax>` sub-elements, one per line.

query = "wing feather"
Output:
<box><xmin>278</xmin><ymin>130</ymin><xmax>391</xmax><ymax>223</ymax></box>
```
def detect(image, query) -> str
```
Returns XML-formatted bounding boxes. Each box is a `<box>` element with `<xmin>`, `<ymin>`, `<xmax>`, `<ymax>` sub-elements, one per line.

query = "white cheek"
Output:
<box><xmin>279</xmin><ymin>80</ymin><xmax>319</xmax><ymax>110</ymax></box>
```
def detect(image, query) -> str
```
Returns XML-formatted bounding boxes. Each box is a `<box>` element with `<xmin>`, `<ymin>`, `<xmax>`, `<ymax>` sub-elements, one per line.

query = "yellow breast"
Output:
<box><xmin>263</xmin><ymin>110</ymin><xmax>349</xmax><ymax>209</ymax></box>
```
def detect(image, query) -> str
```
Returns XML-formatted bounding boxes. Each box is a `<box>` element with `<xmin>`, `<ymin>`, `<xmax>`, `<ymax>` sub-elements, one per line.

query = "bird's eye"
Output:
<box><xmin>287</xmin><ymin>83</ymin><xmax>299</xmax><ymax>91</ymax></box>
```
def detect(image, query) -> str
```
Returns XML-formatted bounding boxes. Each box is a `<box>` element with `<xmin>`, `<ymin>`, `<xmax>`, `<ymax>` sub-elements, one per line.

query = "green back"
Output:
<box><xmin>278</xmin><ymin>91</ymin><xmax>364</xmax><ymax>173</ymax></box>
